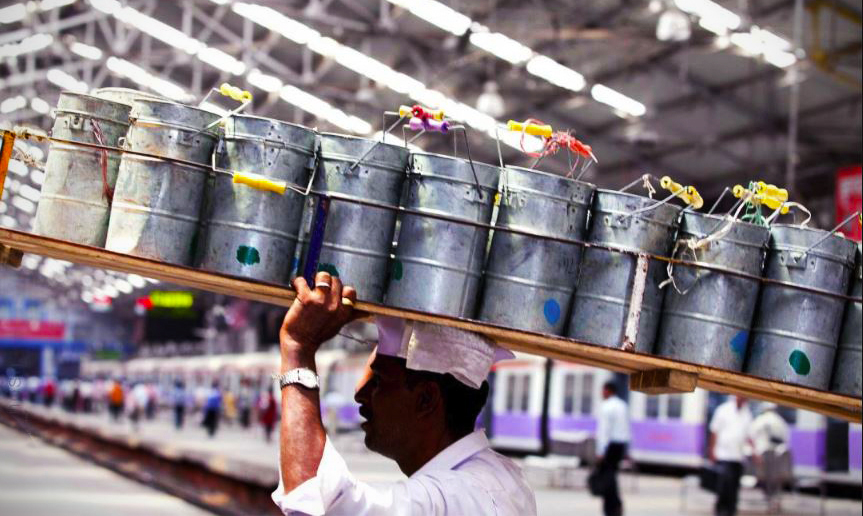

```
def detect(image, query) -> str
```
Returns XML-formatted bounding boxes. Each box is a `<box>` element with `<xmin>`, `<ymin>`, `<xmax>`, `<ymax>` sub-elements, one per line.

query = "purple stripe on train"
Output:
<box><xmin>550</xmin><ymin>416</ymin><xmax>596</xmax><ymax>434</ymax></box>
<box><xmin>630</xmin><ymin>420</ymin><xmax>705</xmax><ymax>455</ymax></box>
<box><xmin>492</xmin><ymin>413</ymin><xmax>542</xmax><ymax>439</ymax></box>
<box><xmin>850</xmin><ymin>429</ymin><xmax>862</xmax><ymax>471</ymax></box>
<box><xmin>790</xmin><ymin>429</ymin><xmax>826</xmax><ymax>468</ymax></box>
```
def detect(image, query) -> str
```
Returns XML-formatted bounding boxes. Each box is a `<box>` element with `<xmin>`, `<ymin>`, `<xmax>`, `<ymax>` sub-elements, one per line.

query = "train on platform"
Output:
<box><xmin>82</xmin><ymin>349</ymin><xmax>862</xmax><ymax>485</ymax></box>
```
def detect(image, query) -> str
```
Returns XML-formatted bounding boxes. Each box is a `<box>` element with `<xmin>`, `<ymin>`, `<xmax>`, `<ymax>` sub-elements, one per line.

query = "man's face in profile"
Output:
<box><xmin>354</xmin><ymin>351</ymin><xmax>418</xmax><ymax>459</ymax></box>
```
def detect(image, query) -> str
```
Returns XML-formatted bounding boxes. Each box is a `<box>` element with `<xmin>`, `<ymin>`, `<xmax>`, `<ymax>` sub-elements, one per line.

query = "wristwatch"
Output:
<box><xmin>275</xmin><ymin>368</ymin><xmax>320</xmax><ymax>390</ymax></box>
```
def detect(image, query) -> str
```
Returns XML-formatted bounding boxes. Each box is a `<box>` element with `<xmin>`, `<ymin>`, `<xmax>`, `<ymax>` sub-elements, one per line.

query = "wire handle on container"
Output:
<box><xmin>350</xmin><ymin>103</ymin><xmax>445</xmax><ymax>172</ymax></box>
<box><xmin>619</xmin><ymin>173</ymin><xmax>658</xmax><ymax>198</ymax></box>
<box><xmin>661</xmin><ymin>190</ymin><xmax>754</xmax><ymax>295</ymax></box>
<box><xmin>189</xmin><ymin>83</ymin><xmax>253</xmax><ymax>140</ymax></box>
<box><xmin>405</xmin><ymin>118</ymin><xmax>485</xmax><ymax>201</ymax></box>
<box><xmin>622</xmin><ymin>175</ymin><xmax>701</xmax><ymax>220</ymax></box>
<box><xmin>794</xmin><ymin>211</ymin><xmax>861</xmax><ymax>258</ymax></box>
<box><xmin>212</xmin><ymin>143</ymin><xmax>317</xmax><ymax>197</ymax></box>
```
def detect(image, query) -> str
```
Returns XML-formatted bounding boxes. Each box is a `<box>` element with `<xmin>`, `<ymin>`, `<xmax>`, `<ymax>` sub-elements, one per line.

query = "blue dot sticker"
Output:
<box><xmin>730</xmin><ymin>331</ymin><xmax>748</xmax><ymax>359</ymax></box>
<box><xmin>543</xmin><ymin>299</ymin><xmax>561</xmax><ymax>325</ymax></box>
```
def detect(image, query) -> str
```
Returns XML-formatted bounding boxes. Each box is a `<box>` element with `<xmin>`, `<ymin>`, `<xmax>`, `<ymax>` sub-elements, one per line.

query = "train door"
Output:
<box><xmin>546</xmin><ymin>364</ymin><xmax>611</xmax><ymax>456</ymax></box>
<box><xmin>489</xmin><ymin>355</ymin><xmax>546</xmax><ymax>453</ymax></box>
<box><xmin>630</xmin><ymin>390</ymin><xmax>706</xmax><ymax>467</ymax></box>
<box><xmin>790</xmin><ymin>410</ymin><xmax>825</xmax><ymax>476</ymax></box>
<box><xmin>825</xmin><ymin>419</ymin><xmax>849</xmax><ymax>472</ymax></box>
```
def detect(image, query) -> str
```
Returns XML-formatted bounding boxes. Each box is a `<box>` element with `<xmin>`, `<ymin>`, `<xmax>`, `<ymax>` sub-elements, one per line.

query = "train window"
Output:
<box><xmin>667</xmin><ymin>394</ymin><xmax>683</xmax><ymax>420</ymax></box>
<box><xmin>580</xmin><ymin>374</ymin><xmax>594</xmax><ymax>415</ymax></box>
<box><xmin>505</xmin><ymin>374</ymin><xmax>516</xmax><ymax>412</ymax></box>
<box><xmin>519</xmin><ymin>374</ymin><xmax>530</xmax><ymax>413</ymax></box>
<box><xmin>563</xmin><ymin>373</ymin><xmax>576</xmax><ymax>415</ymax></box>
<box><xmin>646</xmin><ymin>396</ymin><xmax>660</xmax><ymax>419</ymax></box>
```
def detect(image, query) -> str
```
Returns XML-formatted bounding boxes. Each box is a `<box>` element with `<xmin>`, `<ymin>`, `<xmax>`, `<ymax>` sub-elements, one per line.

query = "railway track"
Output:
<box><xmin>0</xmin><ymin>400</ymin><xmax>280</xmax><ymax>516</ymax></box>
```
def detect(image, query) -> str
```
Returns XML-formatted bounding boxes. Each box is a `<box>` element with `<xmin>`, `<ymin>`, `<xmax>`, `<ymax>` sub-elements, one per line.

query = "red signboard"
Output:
<box><xmin>836</xmin><ymin>165</ymin><xmax>862</xmax><ymax>242</ymax></box>
<box><xmin>0</xmin><ymin>319</ymin><xmax>66</xmax><ymax>339</ymax></box>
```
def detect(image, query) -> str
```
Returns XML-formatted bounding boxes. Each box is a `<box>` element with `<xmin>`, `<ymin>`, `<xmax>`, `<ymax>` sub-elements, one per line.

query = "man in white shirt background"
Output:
<box><xmin>271</xmin><ymin>271</ymin><xmax>537</xmax><ymax>515</ymax></box>
<box><xmin>749</xmin><ymin>402</ymin><xmax>791</xmax><ymax>507</ymax></box>
<box><xmin>708</xmin><ymin>395</ymin><xmax>753</xmax><ymax>516</ymax></box>
<box><xmin>595</xmin><ymin>380</ymin><xmax>631</xmax><ymax>516</ymax></box>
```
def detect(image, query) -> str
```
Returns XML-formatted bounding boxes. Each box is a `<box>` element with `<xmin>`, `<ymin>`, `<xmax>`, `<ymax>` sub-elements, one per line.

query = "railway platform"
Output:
<box><xmin>2</xmin><ymin>400</ymin><xmax>860</xmax><ymax>516</ymax></box>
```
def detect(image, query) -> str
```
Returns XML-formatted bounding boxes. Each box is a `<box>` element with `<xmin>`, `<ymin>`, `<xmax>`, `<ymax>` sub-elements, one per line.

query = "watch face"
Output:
<box><xmin>298</xmin><ymin>370</ymin><xmax>318</xmax><ymax>388</ymax></box>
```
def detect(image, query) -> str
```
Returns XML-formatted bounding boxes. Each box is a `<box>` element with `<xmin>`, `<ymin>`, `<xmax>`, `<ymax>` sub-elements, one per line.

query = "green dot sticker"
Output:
<box><xmin>391</xmin><ymin>259</ymin><xmax>404</xmax><ymax>281</ymax></box>
<box><xmin>236</xmin><ymin>245</ymin><xmax>261</xmax><ymax>266</ymax></box>
<box><xmin>317</xmin><ymin>262</ymin><xmax>340</xmax><ymax>277</ymax></box>
<box><xmin>788</xmin><ymin>350</ymin><xmax>811</xmax><ymax>376</ymax></box>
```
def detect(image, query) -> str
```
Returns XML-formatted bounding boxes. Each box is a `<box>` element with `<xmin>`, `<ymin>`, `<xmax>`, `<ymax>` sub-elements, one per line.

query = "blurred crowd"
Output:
<box><xmin>0</xmin><ymin>373</ymin><xmax>280</xmax><ymax>441</ymax></box>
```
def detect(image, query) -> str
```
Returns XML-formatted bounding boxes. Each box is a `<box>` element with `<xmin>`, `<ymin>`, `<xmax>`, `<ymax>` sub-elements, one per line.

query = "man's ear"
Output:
<box><xmin>415</xmin><ymin>380</ymin><xmax>443</xmax><ymax>417</ymax></box>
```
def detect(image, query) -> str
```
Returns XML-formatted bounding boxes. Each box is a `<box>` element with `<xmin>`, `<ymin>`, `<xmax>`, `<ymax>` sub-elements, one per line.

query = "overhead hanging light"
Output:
<box><xmin>468</xmin><ymin>24</ymin><xmax>533</xmax><ymax>65</ymax></box>
<box><xmin>656</xmin><ymin>7</ymin><xmax>692</xmax><ymax>42</ymax></box>
<box><xmin>385</xmin><ymin>0</ymin><xmax>646</xmax><ymax>120</ymax></box>
<box><xmin>674</xmin><ymin>0</ymin><xmax>740</xmax><ymax>35</ymax></box>
<box><xmin>106</xmin><ymin>57</ymin><xmax>194</xmax><ymax>102</ymax></box>
<box><xmin>386</xmin><ymin>0</ymin><xmax>472</xmax><ymax>36</ymax></box>
<box><xmin>476</xmin><ymin>81</ymin><xmax>505</xmax><ymax>118</ymax></box>
<box><xmin>46</xmin><ymin>68</ymin><xmax>88</xmax><ymax>93</ymax></box>
<box><xmin>0</xmin><ymin>0</ymin><xmax>77</xmax><ymax>24</ymax></box>
<box><xmin>0</xmin><ymin>33</ymin><xmax>54</xmax><ymax>59</ymax></box>
<box><xmin>11</xmin><ymin>195</ymin><xmax>36</xmax><ymax>214</ymax></box>
<box><xmin>591</xmin><ymin>84</ymin><xmax>647</xmax><ymax>118</ymax></box>
<box><xmin>30</xmin><ymin>97</ymin><xmax>51</xmax><ymax>114</ymax></box>
<box><xmin>247</xmin><ymin>69</ymin><xmax>283</xmax><ymax>92</ymax></box>
<box><xmin>197</xmin><ymin>46</ymin><xmax>246</xmax><ymax>75</ymax></box>
<box><xmin>0</xmin><ymin>96</ymin><xmax>27</xmax><ymax>114</ymax></box>
<box><xmin>526</xmin><ymin>55</ymin><xmax>586</xmax><ymax>92</ymax></box>
<box><xmin>69</xmin><ymin>41</ymin><xmax>103</xmax><ymax>60</ymax></box>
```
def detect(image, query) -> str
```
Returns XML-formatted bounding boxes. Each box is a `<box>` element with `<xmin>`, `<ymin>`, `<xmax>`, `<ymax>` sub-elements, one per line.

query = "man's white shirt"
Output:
<box><xmin>597</xmin><ymin>396</ymin><xmax>631</xmax><ymax>455</ymax></box>
<box><xmin>710</xmin><ymin>400</ymin><xmax>753</xmax><ymax>462</ymax></box>
<box><xmin>749</xmin><ymin>410</ymin><xmax>789</xmax><ymax>455</ymax></box>
<box><xmin>272</xmin><ymin>429</ymin><xmax>537</xmax><ymax>515</ymax></box>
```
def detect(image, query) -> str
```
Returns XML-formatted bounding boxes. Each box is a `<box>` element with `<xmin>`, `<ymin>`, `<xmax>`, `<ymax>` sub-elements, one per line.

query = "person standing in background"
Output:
<box><xmin>259</xmin><ymin>389</ymin><xmax>277</xmax><ymax>443</ymax></box>
<box><xmin>42</xmin><ymin>377</ymin><xmax>55</xmax><ymax>408</ymax></box>
<box><xmin>172</xmin><ymin>380</ymin><xmax>187</xmax><ymax>430</ymax></box>
<box><xmin>709</xmin><ymin>395</ymin><xmax>753</xmax><ymax>516</ymax></box>
<box><xmin>223</xmin><ymin>388</ymin><xmax>237</xmax><ymax>426</ymax></box>
<box><xmin>129</xmin><ymin>382</ymin><xmax>148</xmax><ymax>431</ymax></box>
<box><xmin>594</xmin><ymin>381</ymin><xmax>631</xmax><ymax>516</ymax></box>
<box><xmin>108</xmin><ymin>380</ymin><xmax>124</xmax><ymax>422</ymax></box>
<box><xmin>238</xmin><ymin>378</ymin><xmax>253</xmax><ymax>430</ymax></box>
<box><xmin>749</xmin><ymin>402</ymin><xmax>790</xmax><ymax>508</ymax></box>
<box><xmin>202</xmin><ymin>381</ymin><xmax>222</xmax><ymax>438</ymax></box>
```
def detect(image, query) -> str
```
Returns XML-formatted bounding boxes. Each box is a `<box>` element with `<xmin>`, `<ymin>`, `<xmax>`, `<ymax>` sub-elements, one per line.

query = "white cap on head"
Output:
<box><xmin>760</xmin><ymin>402</ymin><xmax>778</xmax><ymax>413</ymax></box>
<box><xmin>374</xmin><ymin>315</ymin><xmax>515</xmax><ymax>389</ymax></box>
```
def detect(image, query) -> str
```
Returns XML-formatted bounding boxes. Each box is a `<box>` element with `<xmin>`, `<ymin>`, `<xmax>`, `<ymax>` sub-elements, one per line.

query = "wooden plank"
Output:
<box><xmin>0</xmin><ymin>227</ymin><xmax>860</xmax><ymax>423</ymax></box>
<box><xmin>0</xmin><ymin>130</ymin><xmax>15</xmax><ymax>197</ymax></box>
<box><xmin>697</xmin><ymin>378</ymin><xmax>859</xmax><ymax>422</ymax></box>
<box><xmin>630</xmin><ymin>369</ymin><xmax>699</xmax><ymax>394</ymax></box>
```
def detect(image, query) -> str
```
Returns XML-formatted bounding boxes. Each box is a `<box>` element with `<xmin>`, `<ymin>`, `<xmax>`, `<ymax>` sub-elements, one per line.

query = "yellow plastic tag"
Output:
<box><xmin>232</xmin><ymin>171</ymin><xmax>286</xmax><ymax>195</ymax></box>
<box><xmin>506</xmin><ymin>120</ymin><xmax>553</xmax><ymax>138</ymax></box>
<box><xmin>219</xmin><ymin>83</ymin><xmax>253</xmax><ymax>103</ymax></box>
<box><xmin>661</xmin><ymin>176</ymin><xmax>702</xmax><ymax>208</ymax></box>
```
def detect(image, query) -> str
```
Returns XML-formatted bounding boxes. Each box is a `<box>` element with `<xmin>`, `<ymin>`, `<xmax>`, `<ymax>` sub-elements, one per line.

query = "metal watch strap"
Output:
<box><xmin>276</xmin><ymin>368</ymin><xmax>319</xmax><ymax>390</ymax></box>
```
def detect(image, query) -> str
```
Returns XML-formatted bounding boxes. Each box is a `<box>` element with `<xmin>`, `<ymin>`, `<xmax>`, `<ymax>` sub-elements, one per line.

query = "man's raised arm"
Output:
<box><xmin>277</xmin><ymin>271</ymin><xmax>357</xmax><ymax>493</ymax></box>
